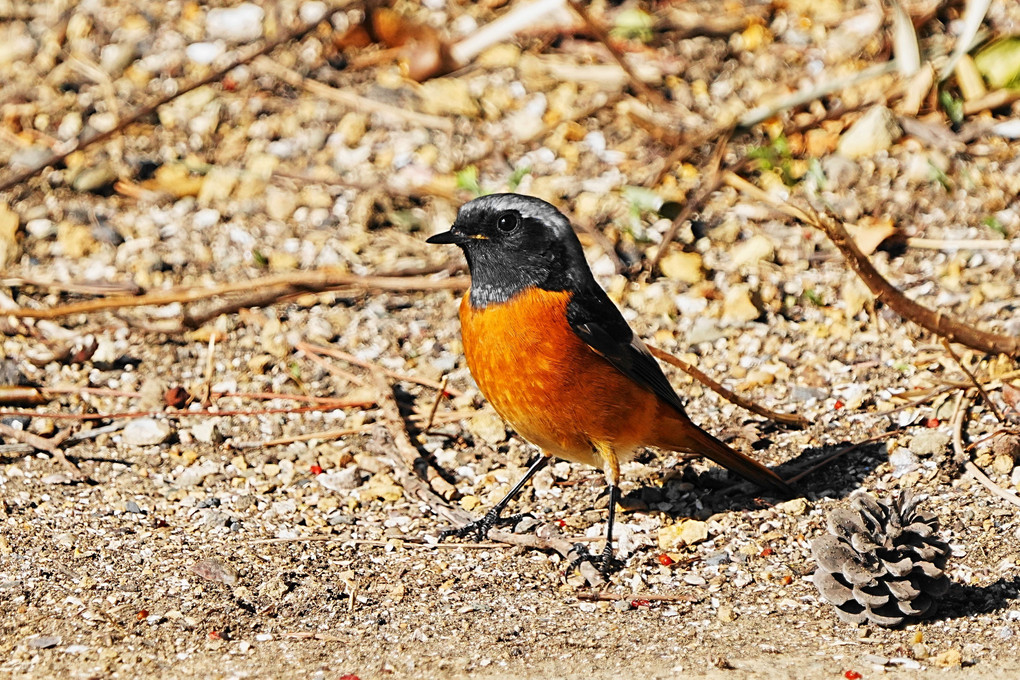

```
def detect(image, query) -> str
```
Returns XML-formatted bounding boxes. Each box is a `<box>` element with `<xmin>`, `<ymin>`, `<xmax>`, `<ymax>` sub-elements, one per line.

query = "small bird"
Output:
<box><xmin>428</xmin><ymin>194</ymin><xmax>791</xmax><ymax>572</ymax></box>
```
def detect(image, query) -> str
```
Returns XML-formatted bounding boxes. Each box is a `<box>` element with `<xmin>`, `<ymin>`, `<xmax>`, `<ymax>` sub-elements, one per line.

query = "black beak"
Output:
<box><xmin>426</xmin><ymin>229</ymin><xmax>461</xmax><ymax>245</ymax></box>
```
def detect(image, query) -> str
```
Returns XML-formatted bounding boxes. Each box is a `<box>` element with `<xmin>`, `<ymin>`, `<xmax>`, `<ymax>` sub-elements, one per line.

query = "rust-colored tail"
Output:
<box><xmin>657</xmin><ymin>413</ymin><xmax>792</xmax><ymax>494</ymax></box>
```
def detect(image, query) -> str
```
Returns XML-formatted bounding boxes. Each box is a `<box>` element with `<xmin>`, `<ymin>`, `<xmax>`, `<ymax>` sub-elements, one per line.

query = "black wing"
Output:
<box><xmin>566</xmin><ymin>285</ymin><xmax>687</xmax><ymax>415</ymax></box>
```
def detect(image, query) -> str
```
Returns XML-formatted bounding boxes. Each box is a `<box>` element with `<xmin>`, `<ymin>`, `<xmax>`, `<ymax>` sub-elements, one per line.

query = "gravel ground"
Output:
<box><xmin>2</xmin><ymin>1</ymin><xmax>1020</xmax><ymax>678</ymax></box>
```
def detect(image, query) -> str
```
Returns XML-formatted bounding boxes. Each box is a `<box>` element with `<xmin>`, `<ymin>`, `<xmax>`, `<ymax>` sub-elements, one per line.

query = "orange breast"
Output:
<box><xmin>459</xmin><ymin>288</ymin><xmax>661</xmax><ymax>468</ymax></box>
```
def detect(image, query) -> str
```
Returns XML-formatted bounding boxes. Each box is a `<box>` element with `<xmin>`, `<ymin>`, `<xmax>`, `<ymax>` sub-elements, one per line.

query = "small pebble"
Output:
<box><xmin>206</xmin><ymin>3</ymin><xmax>264</xmax><ymax>42</ymax></box>
<box><xmin>121</xmin><ymin>418</ymin><xmax>172</xmax><ymax>447</ymax></box>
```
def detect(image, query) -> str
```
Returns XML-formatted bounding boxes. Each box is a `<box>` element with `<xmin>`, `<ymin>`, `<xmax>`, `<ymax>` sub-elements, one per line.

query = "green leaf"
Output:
<box><xmin>456</xmin><ymin>166</ymin><xmax>482</xmax><ymax>197</ymax></box>
<box><xmin>938</xmin><ymin>90</ymin><xmax>964</xmax><ymax>124</ymax></box>
<box><xmin>974</xmin><ymin>37</ymin><xmax>1020</xmax><ymax>90</ymax></box>
<box><xmin>252</xmin><ymin>249</ymin><xmax>268</xmax><ymax>267</ymax></box>
<box><xmin>610</xmin><ymin>8</ymin><xmax>654</xmax><ymax>43</ymax></box>
<box><xmin>508</xmin><ymin>166</ymin><xmax>531</xmax><ymax>191</ymax></box>
<box><xmin>621</xmin><ymin>185</ymin><xmax>663</xmax><ymax>214</ymax></box>
<box><xmin>983</xmin><ymin>215</ymin><xmax>1007</xmax><ymax>236</ymax></box>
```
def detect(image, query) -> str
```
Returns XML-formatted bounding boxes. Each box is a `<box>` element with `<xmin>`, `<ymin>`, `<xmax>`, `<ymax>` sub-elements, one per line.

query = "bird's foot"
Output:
<box><xmin>567</xmin><ymin>542</ymin><xmax>622</xmax><ymax>578</ymax></box>
<box><xmin>439</xmin><ymin>509</ymin><xmax>531</xmax><ymax>543</ymax></box>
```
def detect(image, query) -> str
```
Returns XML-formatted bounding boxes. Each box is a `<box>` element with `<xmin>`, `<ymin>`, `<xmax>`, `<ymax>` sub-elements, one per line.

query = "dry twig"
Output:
<box><xmin>647</xmin><ymin>346</ymin><xmax>808</xmax><ymax>428</ymax></box>
<box><xmin>951</xmin><ymin>390</ymin><xmax>1020</xmax><ymax>510</ymax></box>
<box><xmin>5</xmin><ymin>268</ymin><xmax>470</xmax><ymax>322</ymax></box>
<box><xmin>724</xmin><ymin>172</ymin><xmax>1020</xmax><ymax>357</ymax></box>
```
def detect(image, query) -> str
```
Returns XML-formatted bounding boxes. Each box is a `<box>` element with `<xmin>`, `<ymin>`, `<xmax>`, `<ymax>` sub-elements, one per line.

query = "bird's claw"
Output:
<box><xmin>439</xmin><ymin>511</ymin><xmax>531</xmax><ymax>542</ymax></box>
<box><xmin>567</xmin><ymin>542</ymin><xmax>622</xmax><ymax>578</ymax></box>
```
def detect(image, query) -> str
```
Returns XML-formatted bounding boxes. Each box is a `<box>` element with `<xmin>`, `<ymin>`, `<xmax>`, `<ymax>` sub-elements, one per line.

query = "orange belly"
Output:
<box><xmin>459</xmin><ymin>288</ymin><xmax>662</xmax><ymax>468</ymax></box>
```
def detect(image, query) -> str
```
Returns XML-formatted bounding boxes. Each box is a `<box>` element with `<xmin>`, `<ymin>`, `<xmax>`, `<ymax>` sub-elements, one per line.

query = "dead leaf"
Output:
<box><xmin>848</xmin><ymin>217</ymin><xmax>897</xmax><ymax>255</ymax></box>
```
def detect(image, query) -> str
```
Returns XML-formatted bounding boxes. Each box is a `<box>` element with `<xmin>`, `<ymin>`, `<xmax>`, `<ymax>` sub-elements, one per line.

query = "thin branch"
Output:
<box><xmin>577</xmin><ymin>590</ymin><xmax>698</xmax><ymax>603</ymax></box>
<box><xmin>564</xmin><ymin>0</ymin><xmax>669</xmax><ymax>108</ymax></box>
<box><xmin>647</xmin><ymin>128</ymin><xmax>732</xmax><ymax>273</ymax></box>
<box><xmin>0</xmin><ymin>422</ymin><xmax>84</xmax><ymax>479</ymax></box>
<box><xmin>297</xmin><ymin>341</ymin><xmax>461</xmax><ymax>396</ymax></box>
<box><xmin>953</xmin><ymin>390</ymin><xmax>1020</xmax><ymax>510</ymax></box>
<box><xmin>253</xmin><ymin>56</ymin><xmax>455</xmax><ymax>132</ymax></box>
<box><xmin>724</xmin><ymin>172</ymin><xmax>1020</xmax><ymax>357</ymax></box>
<box><xmin>784</xmin><ymin>430</ymin><xmax>901</xmax><ymax>485</ymax></box>
<box><xmin>942</xmin><ymin>338</ymin><xmax>1004</xmax><ymax>422</ymax></box>
<box><xmin>647</xmin><ymin>346</ymin><xmax>808</xmax><ymax>428</ymax></box>
<box><xmin>0</xmin><ymin>400</ymin><xmax>375</xmax><ymax>422</ymax></box>
<box><xmin>5</xmin><ymin>269</ymin><xmax>470</xmax><ymax>321</ymax></box>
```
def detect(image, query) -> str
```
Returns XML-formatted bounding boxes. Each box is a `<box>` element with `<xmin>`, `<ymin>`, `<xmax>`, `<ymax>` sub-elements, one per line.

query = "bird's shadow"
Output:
<box><xmin>623</xmin><ymin>438</ymin><xmax>890</xmax><ymax>519</ymax></box>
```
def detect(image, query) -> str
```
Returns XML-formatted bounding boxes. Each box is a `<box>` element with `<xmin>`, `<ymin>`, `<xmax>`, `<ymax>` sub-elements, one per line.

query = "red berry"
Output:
<box><xmin>926</xmin><ymin>417</ymin><xmax>939</xmax><ymax>428</ymax></box>
<box><xmin>556</xmin><ymin>519</ymin><xmax>566</xmax><ymax>527</ymax></box>
<box><xmin>208</xmin><ymin>630</ymin><xmax>223</xmax><ymax>640</ymax></box>
<box><xmin>338</xmin><ymin>675</ymin><xmax>361</xmax><ymax>680</ymax></box>
<box><xmin>834</xmin><ymin>399</ymin><xmax>845</xmax><ymax>409</ymax></box>
<box><xmin>844</xmin><ymin>671</ymin><xmax>862</xmax><ymax>680</ymax></box>
<box><xmin>759</xmin><ymin>547</ymin><xmax>773</xmax><ymax>557</ymax></box>
<box><xmin>136</xmin><ymin>610</ymin><xmax>149</xmax><ymax>621</ymax></box>
<box><xmin>630</xmin><ymin>599</ymin><xmax>650</xmax><ymax>608</ymax></box>
<box><xmin>310</xmin><ymin>465</ymin><xmax>324</xmax><ymax>475</ymax></box>
<box><xmin>657</xmin><ymin>554</ymin><xmax>674</xmax><ymax>567</ymax></box>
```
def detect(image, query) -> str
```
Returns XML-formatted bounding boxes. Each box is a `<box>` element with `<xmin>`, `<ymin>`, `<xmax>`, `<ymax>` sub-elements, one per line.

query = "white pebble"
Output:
<box><xmin>186</xmin><ymin>41</ymin><xmax>226</xmax><ymax>65</ymax></box>
<box><xmin>206</xmin><ymin>3</ymin><xmax>265</xmax><ymax>43</ymax></box>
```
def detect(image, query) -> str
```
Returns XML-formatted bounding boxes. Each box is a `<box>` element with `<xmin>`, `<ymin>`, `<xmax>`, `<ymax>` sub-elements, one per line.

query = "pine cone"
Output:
<box><xmin>811</xmin><ymin>490</ymin><xmax>950</xmax><ymax>627</ymax></box>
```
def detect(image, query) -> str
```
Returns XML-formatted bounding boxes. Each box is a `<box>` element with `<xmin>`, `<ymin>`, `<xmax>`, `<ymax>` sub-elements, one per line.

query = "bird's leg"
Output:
<box><xmin>567</xmin><ymin>483</ymin><xmax>622</xmax><ymax>577</ymax></box>
<box><xmin>440</xmin><ymin>454</ymin><xmax>549</xmax><ymax>542</ymax></box>
<box><xmin>568</xmin><ymin>445</ymin><xmax>623</xmax><ymax>577</ymax></box>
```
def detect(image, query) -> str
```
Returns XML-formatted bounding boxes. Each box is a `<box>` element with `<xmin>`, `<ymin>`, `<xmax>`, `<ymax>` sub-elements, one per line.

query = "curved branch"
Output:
<box><xmin>724</xmin><ymin>172</ymin><xmax>1020</xmax><ymax>357</ymax></box>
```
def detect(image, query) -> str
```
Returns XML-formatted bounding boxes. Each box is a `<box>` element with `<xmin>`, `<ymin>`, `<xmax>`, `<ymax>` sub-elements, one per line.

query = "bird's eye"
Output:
<box><xmin>496</xmin><ymin>211</ymin><xmax>519</xmax><ymax>233</ymax></box>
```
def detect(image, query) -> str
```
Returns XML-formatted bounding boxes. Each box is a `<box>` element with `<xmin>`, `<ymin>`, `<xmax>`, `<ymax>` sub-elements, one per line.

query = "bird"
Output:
<box><xmin>427</xmin><ymin>193</ymin><xmax>791</xmax><ymax>573</ymax></box>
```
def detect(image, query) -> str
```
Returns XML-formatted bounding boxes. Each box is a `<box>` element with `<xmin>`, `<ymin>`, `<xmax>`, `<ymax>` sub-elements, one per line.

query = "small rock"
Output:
<box><xmin>27</xmin><ymin>635</ymin><xmax>61</xmax><ymax>649</ymax></box>
<box><xmin>776</xmin><ymin>498</ymin><xmax>809</xmax><ymax>516</ymax></box>
<box><xmin>122</xmin><ymin>418</ymin><xmax>172</xmax><ymax>446</ymax></box>
<box><xmin>190</xmin><ymin>419</ymin><xmax>222</xmax><ymax>444</ymax></box>
<box><xmin>909</xmin><ymin>430</ymin><xmax>946</xmax><ymax>456</ymax></box>
<box><xmin>25</xmin><ymin>218</ymin><xmax>56</xmax><ymax>239</ymax></box>
<box><xmin>468</xmin><ymin>410</ymin><xmax>507</xmax><ymax>445</ymax></box>
<box><xmin>730</xmin><ymin>235</ymin><xmax>775</xmax><ymax>268</ymax></box>
<box><xmin>419</xmin><ymin>78</ymin><xmax>479</xmax><ymax>117</ymax></box>
<box><xmin>0</xmin><ymin>202</ymin><xmax>19</xmax><ymax>268</ymax></box>
<box><xmin>99</xmin><ymin>43</ymin><xmax>137</xmax><ymax>75</ymax></box>
<box><xmin>206</xmin><ymin>3</ymin><xmax>264</xmax><ymax>42</ymax></box>
<box><xmin>186</xmin><ymin>41</ymin><xmax>225</xmax><ymax>65</ymax></box>
<box><xmin>176</xmin><ymin>460</ymin><xmax>219</xmax><ymax>488</ymax></box>
<box><xmin>57</xmin><ymin>113</ymin><xmax>83</xmax><ymax>140</ymax></box>
<box><xmin>299</xmin><ymin>1</ymin><xmax>328</xmax><ymax>24</ymax></box>
<box><xmin>265</xmin><ymin>187</ymin><xmax>298</xmax><ymax>222</ymax></box>
<box><xmin>683</xmin><ymin>572</ymin><xmax>707</xmax><ymax>586</ymax></box>
<box><xmin>791</xmin><ymin>385</ymin><xmax>827</xmax><ymax>402</ymax></box>
<box><xmin>72</xmin><ymin>165</ymin><xmax>118</xmax><ymax>193</ymax></box>
<box><xmin>335</xmin><ymin>112</ymin><xmax>368</xmax><ymax>147</ymax></box>
<box><xmin>992</xmin><ymin>454</ymin><xmax>1015</xmax><ymax>475</ymax></box>
<box><xmin>687</xmin><ymin>317</ymin><xmax>726</xmax><ymax>345</ymax></box>
<box><xmin>0</xmin><ymin>25</ymin><xmax>36</xmax><ymax>66</ymax></box>
<box><xmin>722</xmin><ymin>284</ymin><xmax>760</xmax><ymax>323</ymax></box>
<box><xmin>837</xmin><ymin>105</ymin><xmax>902</xmax><ymax>158</ymax></box>
<box><xmin>41</xmin><ymin>473</ymin><xmax>73</xmax><ymax>485</ymax></box>
<box><xmin>889</xmin><ymin>447</ymin><xmax>919</xmax><ymax>476</ymax></box>
<box><xmin>716</xmin><ymin>605</ymin><xmax>736</xmax><ymax>622</ymax></box>
<box><xmin>933</xmin><ymin>648</ymin><xmax>962</xmax><ymax>667</ymax></box>
<box><xmin>657</xmin><ymin>519</ymin><xmax>709</xmax><ymax>550</ymax></box>
<box><xmin>658</xmin><ymin>251</ymin><xmax>704</xmax><ymax>284</ymax></box>
<box><xmin>993</xmin><ymin>434</ymin><xmax>1020</xmax><ymax>463</ymax></box>
<box><xmin>704</xmin><ymin>551</ymin><xmax>731</xmax><ymax>566</ymax></box>
<box><xmin>191</xmin><ymin>558</ymin><xmax>238</xmax><ymax>586</ymax></box>
<box><xmin>126</xmin><ymin>500</ymin><xmax>143</xmax><ymax>514</ymax></box>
